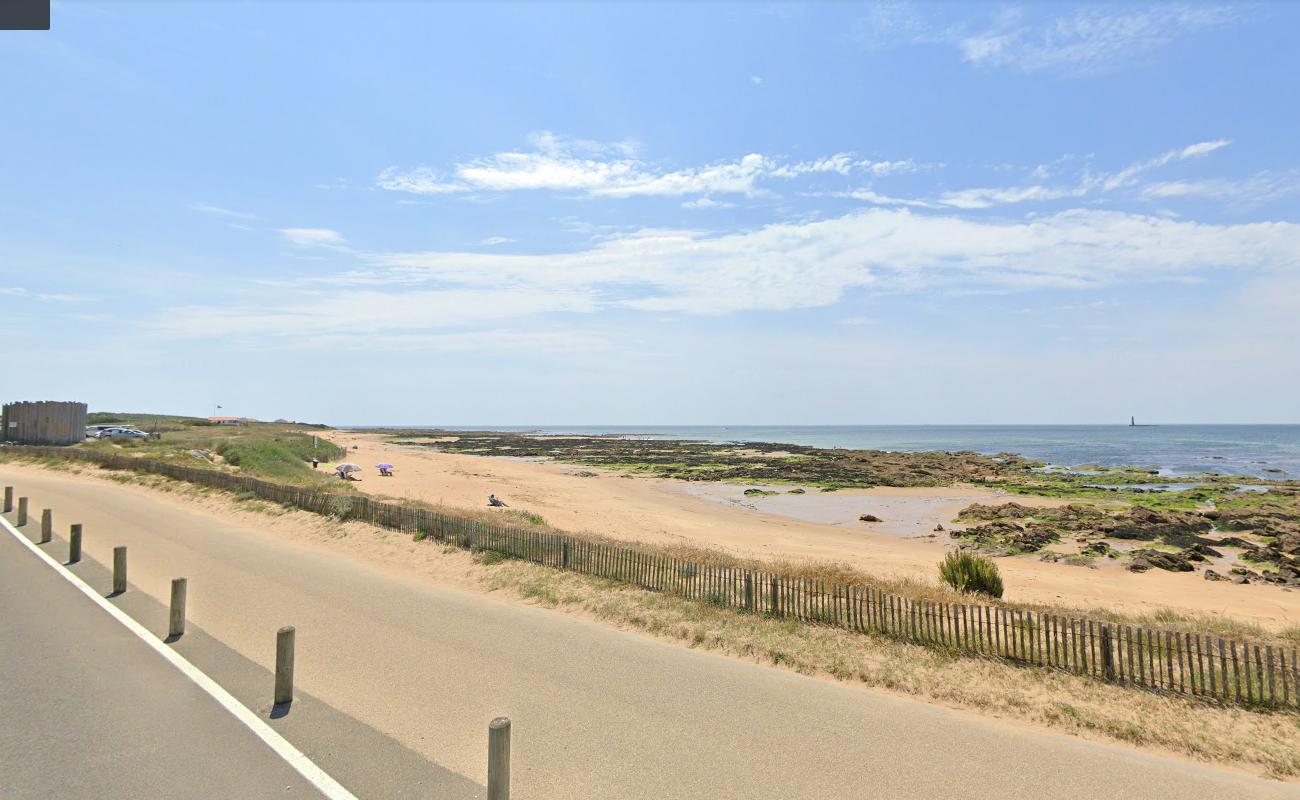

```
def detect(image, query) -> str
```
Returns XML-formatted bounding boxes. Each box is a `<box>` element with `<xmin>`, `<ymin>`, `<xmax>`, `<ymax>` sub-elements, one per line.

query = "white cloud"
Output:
<box><xmin>872</xmin><ymin>139</ymin><xmax>1234</xmax><ymax>209</ymax></box>
<box><xmin>0</xmin><ymin>287</ymin><xmax>92</xmax><ymax>303</ymax></box>
<box><xmin>279</xmin><ymin>228</ymin><xmax>349</xmax><ymax>249</ymax></box>
<box><xmin>836</xmin><ymin>189</ymin><xmax>936</xmax><ymax>208</ymax></box>
<box><xmin>750</xmin><ymin>75</ymin><xmax>764</xmax><ymax>86</ymax></box>
<box><xmin>682</xmin><ymin>198</ymin><xmax>734</xmax><ymax>209</ymax></box>
<box><xmin>479</xmin><ymin>236</ymin><xmax>515</xmax><ymax>246</ymax></box>
<box><xmin>958</xmin><ymin>5</ymin><xmax>1239</xmax><ymax>73</ymax></box>
<box><xmin>291</xmin><ymin>208</ymin><xmax>1300</xmax><ymax>319</ymax></box>
<box><xmin>860</xmin><ymin>4</ymin><xmax>1239</xmax><ymax>75</ymax></box>
<box><xmin>190</xmin><ymin>203</ymin><xmax>256</xmax><ymax>220</ymax></box>
<box><xmin>152</xmin><ymin>288</ymin><xmax>596</xmax><ymax>340</ymax></box>
<box><xmin>1141</xmin><ymin>171</ymin><xmax>1300</xmax><ymax>208</ymax></box>
<box><xmin>377</xmin><ymin>133</ymin><xmax>913</xmax><ymax>199</ymax></box>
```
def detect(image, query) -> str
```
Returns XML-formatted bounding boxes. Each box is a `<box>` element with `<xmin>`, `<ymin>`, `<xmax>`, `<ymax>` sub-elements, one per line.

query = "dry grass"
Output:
<box><xmin>474</xmin><ymin>554</ymin><xmax>1300</xmax><ymax>779</ymax></box>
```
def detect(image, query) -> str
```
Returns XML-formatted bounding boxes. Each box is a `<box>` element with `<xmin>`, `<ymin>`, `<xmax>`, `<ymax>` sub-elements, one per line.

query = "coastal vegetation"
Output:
<box><xmin>14</xmin><ymin>413</ymin><xmax>344</xmax><ymax>485</ymax></box>
<box><xmin>938</xmin><ymin>550</ymin><xmax>1004</xmax><ymax>597</ymax></box>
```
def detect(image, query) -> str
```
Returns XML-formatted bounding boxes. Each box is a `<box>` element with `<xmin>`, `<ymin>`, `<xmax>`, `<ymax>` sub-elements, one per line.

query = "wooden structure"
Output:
<box><xmin>2</xmin><ymin>401</ymin><xmax>87</xmax><ymax>445</ymax></box>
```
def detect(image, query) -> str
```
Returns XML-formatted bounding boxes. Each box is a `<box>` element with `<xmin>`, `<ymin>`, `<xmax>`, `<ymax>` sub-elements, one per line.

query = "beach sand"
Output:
<box><xmin>329</xmin><ymin>432</ymin><xmax>1300</xmax><ymax>631</ymax></box>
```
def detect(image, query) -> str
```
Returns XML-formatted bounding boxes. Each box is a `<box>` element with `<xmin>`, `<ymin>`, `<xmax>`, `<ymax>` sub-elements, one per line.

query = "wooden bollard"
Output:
<box><xmin>68</xmin><ymin>524</ymin><xmax>82</xmax><ymax>563</ymax></box>
<box><xmin>487</xmin><ymin>716</ymin><xmax>511</xmax><ymax>800</ymax></box>
<box><xmin>40</xmin><ymin>509</ymin><xmax>52</xmax><ymax>543</ymax></box>
<box><xmin>3</xmin><ymin>485</ymin><xmax>11</xmax><ymax>512</ymax></box>
<box><xmin>17</xmin><ymin>496</ymin><xmax>28</xmax><ymax>526</ymax></box>
<box><xmin>112</xmin><ymin>546</ymin><xmax>127</xmax><ymax>594</ymax></box>
<box><xmin>274</xmin><ymin>626</ymin><xmax>295</xmax><ymax>705</ymax></box>
<box><xmin>169</xmin><ymin>578</ymin><xmax>188</xmax><ymax>638</ymax></box>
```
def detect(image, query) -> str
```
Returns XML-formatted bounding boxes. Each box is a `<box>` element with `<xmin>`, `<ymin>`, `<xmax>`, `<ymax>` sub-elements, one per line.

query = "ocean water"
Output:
<box><xmin>441</xmin><ymin>425</ymin><xmax>1300</xmax><ymax>480</ymax></box>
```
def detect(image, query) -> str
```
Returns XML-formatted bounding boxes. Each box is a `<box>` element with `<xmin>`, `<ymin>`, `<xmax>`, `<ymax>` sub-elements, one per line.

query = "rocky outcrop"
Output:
<box><xmin>1127</xmin><ymin>549</ymin><xmax>1195</xmax><ymax>573</ymax></box>
<box><xmin>1102</xmin><ymin>507</ymin><xmax>1212</xmax><ymax>541</ymax></box>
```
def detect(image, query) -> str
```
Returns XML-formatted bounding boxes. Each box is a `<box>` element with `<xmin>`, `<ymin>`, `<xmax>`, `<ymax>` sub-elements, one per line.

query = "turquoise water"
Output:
<box><xmin>439</xmin><ymin>425</ymin><xmax>1300</xmax><ymax>480</ymax></box>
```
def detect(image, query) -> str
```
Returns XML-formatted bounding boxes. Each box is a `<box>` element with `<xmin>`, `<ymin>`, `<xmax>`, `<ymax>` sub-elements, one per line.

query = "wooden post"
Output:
<box><xmin>274</xmin><ymin>626</ymin><xmax>295</xmax><ymax>705</ymax></box>
<box><xmin>3</xmin><ymin>485</ymin><xmax>11</xmax><ymax>512</ymax></box>
<box><xmin>68</xmin><ymin>524</ymin><xmax>82</xmax><ymax>563</ymax></box>
<box><xmin>1101</xmin><ymin>624</ymin><xmax>1116</xmax><ymax>681</ymax></box>
<box><xmin>17</xmin><ymin>496</ymin><xmax>28</xmax><ymax>526</ymax></box>
<box><xmin>169</xmin><ymin>578</ymin><xmax>188</xmax><ymax>638</ymax></box>
<box><xmin>488</xmin><ymin>716</ymin><xmax>511</xmax><ymax>800</ymax></box>
<box><xmin>561</xmin><ymin>540</ymin><xmax>570</xmax><ymax>569</ymax></box>
<box><xmin>744</xmin><ymin>573</ymin><xmax>754</xmax><ymax>611</ymax></box>
<box><xmin>112</xmin><ymin>546</ymin><xmax>127</xmax><ymax>594</ymax></box>
<box><xmin>40</xmin><ymin>509</ymin><xmax>52</xmax><ymax>543</ymax></box>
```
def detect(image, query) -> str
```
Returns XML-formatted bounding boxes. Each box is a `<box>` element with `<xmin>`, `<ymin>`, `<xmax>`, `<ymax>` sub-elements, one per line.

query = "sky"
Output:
<box><xmin>2</xmin><ymin>1</ymin><xmax>1299</xmax><ymax>425</ymax></box>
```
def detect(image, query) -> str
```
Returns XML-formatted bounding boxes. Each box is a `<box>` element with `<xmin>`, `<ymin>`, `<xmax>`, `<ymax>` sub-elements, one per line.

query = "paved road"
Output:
<box><xmin>0</xmin><ymin>516</ymin><xmax>331</xmax><ymax>799</ymax></box>
<box><xmin>4</xmin><ymin>465</ymin><xmax>1299</xmax><ymax>799</ymax></box>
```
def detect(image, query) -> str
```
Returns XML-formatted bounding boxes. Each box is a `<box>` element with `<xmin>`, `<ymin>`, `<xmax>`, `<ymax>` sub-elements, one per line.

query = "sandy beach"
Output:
<box><xmin>328</xmin><ymin>432</ymin><xmax>1300</xmax><ymax>630</ymax></box>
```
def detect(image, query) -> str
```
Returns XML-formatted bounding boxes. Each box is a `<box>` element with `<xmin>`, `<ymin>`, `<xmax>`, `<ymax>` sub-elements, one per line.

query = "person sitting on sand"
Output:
<box><xmin>488</xmin><ymin>494</ymin><xmax>507</xmax><ymax>507</ymax></box>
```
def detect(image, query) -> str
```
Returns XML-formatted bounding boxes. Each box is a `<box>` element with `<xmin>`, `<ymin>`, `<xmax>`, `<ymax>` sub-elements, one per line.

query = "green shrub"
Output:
<box><xmin>326</xmin><ymin>495</ymin><xmax>353</xmax><ymax>519</ymax></box>
<box><xmin>939</xmin><ymin>550</ymin><xmax>1004</xmax><ymax>598</ymax></box>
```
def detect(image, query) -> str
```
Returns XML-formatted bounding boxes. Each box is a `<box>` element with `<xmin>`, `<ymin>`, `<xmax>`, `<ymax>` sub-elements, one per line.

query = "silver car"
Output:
<box><xmin>97</xmin><ymin>427</ymin><xmax>149</xmax><ymax>440</ymax></box>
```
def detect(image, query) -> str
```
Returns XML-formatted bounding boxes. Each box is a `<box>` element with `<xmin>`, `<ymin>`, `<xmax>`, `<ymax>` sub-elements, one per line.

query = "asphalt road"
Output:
<box><xmin>0</xmin><ymin>516</ymin><xmax>331</xmax><ymax>800</ymax></box>
<box><xmin>3</xmin><ymin>464</ymin><xmax>1299</xmax><ymax>799</ymax></box>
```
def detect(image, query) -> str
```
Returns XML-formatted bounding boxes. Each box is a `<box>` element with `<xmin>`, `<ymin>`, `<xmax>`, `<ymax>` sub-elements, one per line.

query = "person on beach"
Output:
<box><xmin>488</xmin><ymin>494</ymin><xmax>507</xmax><ymax>507</ymax></box>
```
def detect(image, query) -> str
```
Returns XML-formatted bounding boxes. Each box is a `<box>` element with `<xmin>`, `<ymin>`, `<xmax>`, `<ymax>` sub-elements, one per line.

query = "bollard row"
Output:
<box><xmin>11</xmin><ymin>494</ymin><xmax>517</xmax><ymax>784</ymax></box>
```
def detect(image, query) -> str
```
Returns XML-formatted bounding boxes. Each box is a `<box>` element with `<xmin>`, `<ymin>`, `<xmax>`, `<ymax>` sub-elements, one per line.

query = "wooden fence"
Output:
<box><xmin>10</xmin><ymin>444</ymin><xmax>1298</xmax><ymax>710</ymax></box>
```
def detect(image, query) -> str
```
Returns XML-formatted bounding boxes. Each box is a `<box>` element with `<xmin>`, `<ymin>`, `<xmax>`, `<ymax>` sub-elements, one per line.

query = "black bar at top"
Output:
<box><xmin>1</xmin><ymin>0</ymin><xmax>50</xmax><ymax>31</ymax></box>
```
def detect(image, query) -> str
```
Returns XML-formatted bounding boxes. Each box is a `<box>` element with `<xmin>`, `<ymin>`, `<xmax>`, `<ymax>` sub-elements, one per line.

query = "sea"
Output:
<box><xmin>431</xmin><ymin>425</ymin><xmax>1300</xmax><ymax>480</ymax></box>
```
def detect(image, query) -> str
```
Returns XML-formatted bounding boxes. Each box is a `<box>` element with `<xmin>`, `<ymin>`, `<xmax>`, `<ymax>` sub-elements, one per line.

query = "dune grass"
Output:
<box><xmin>72</xmin><ymin>417</ymin><xmax>343</xmax><ymax>484</ymax></box>
<box><xmin>939</xmin><ymin>550</ymin><xmax>1005</xmax><ymax>597</ymax></box>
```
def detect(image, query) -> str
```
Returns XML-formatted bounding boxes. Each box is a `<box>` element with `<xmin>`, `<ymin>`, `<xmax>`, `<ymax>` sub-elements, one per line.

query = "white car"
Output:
<box><xmin>97</xmin><ymin>427</ymin><xmax>149</xmax><ymax>440</ymax></box>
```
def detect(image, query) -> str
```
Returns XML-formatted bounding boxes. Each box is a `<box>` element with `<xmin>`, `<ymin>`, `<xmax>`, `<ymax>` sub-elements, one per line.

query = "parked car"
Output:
<box><xmin>97</xmin><ymin>427</ymin><xmax>149</xmax><ymax>440</ymax></box>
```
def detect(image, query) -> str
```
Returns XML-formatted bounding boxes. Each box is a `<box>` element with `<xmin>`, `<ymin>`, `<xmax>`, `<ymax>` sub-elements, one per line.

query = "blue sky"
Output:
<box><xmin>3</xmin><ymin>1</ymin><xmax>1299</xmax><ymax>425</ymax></box>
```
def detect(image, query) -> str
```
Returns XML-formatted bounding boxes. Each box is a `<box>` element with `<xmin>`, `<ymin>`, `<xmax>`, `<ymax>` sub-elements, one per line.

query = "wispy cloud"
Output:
<box><xmin>960</xmin><ymin>5</ymin><xmax>1239</xmax><ymax>74</ymax></box>
<box><xmin>190</xmin><ymin>202</ymin><xmax>257</xmax><ymax>220</ymax></box>
<box><xmin>0</xmin><ymin>287</ymin><xmax>93</xmax><ymax>303</ymax></box>
<box><xmin>682</xmin><ymin>197</ymin><xmax>735</xmax><ymax>210</ymax></box>
<box><xmin>1141</xmin><ymin>171</ymin><xmax>1300</xmax><ymax>209</ymax></box>
<box><xmin>161</xmin><ymin>207</ymin><xmax>1300</xmax><ymax>351</ymax></box>
<box><xmin>377</xmin><ymin>132</ymin><xmax>914</xmax><ymax>199</ymax></box>
<box><xmin>850</xmin><ymin>139</ymin><xmax>1232</xmax><ymax>209</ymax></box>
<box><xmin>279</xmin><ymin>228</ymin><xmax>350</xmax><ymax>249</ymax></box>
<box><xmin>859</xmin><ymin>3</ymin><xmax>1241</xmax><ymax>75</ymax></box>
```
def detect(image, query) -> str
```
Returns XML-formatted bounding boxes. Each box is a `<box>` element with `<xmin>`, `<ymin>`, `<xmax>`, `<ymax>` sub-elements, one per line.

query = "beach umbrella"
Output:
<box><xmin>376</xmin><ymin>463</ymin><xmax>394</xmax><ymax>469</ymax></box>
<box><xmin>336</xmin><ymin>463</ymin><xmax>362</xmax><ymax>473</ymax></box>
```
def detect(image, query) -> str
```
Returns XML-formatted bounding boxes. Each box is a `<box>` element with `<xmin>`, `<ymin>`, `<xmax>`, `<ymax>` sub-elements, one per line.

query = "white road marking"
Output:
<box><xmin>1</xmin><ymin>512</ymin><xmax>359</xmax><ymax>800</ymax></box>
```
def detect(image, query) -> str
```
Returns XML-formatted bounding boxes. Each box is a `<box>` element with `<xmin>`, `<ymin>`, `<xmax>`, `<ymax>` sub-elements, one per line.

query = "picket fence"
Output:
<box><xmin>11</xmin><ymin>444</ymin><xmax>1298</xmax><ymax>710</ymax></box>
